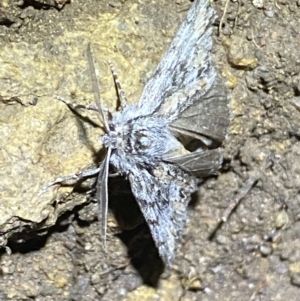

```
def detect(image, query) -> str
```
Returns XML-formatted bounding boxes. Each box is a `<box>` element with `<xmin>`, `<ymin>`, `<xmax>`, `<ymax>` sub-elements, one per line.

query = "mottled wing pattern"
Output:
<box><xmin>170</xmin><ymin>76</ymin><xmax>229</xmax><ymax>146</ymax></box>
<box><xmin>137</xmin><ymin>0</ymin><xmax>216</xmax><ymax>118</ymax></box>
<box><xmin>128</xmin><ymin>164</ymin><xmax>197</xmax><ymax>265</ymax></box>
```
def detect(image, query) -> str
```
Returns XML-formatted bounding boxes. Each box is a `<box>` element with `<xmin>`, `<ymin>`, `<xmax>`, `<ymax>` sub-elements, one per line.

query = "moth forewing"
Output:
<box><xmin>137</xmin><ymin>0</ymin><xmax>216</xmax><ymax>119</ymax></box>
<box><xmin>128</xmin><ymin>164</ymin><xmax>198</xmax><ymax>266</ymax></box>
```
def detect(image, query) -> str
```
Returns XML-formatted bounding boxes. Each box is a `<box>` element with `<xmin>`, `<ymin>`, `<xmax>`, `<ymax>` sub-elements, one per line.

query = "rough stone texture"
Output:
<box><xmin>1</xmin><ymin>0</ymin><xmax>300</xmax><ymax>300</ymax></box>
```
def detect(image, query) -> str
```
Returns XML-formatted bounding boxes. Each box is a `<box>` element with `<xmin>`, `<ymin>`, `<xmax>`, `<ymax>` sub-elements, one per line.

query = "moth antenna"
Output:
<box><xmin>87</xmin><ymin>43</ymin><xmax>110</xmax><ymax>132</ymax></box>
<box><xmin>107</xmin><ymin>60</ymin><xmax>127</xmax><ymax>110</ymax></box>
<box><xmin>96</xmin><ymin>147</ymin><xmax>112</xmax><ymax>251</ymax></box>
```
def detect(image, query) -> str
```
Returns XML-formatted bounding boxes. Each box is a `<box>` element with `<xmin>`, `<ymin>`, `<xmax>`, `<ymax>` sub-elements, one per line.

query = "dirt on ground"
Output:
<box><xmin>1</xmin><ymin>0</ymin><xmax>300</xmax><ymax>300</ymax></box>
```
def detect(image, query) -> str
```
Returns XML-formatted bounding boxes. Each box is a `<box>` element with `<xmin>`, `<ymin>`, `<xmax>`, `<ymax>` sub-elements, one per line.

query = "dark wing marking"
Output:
<box><xmin>165</xmin><ymin>148</ymin><xmax>223</xmax><ymax>178</ymax></box>
<box><xmin>128</xmin><ymin>164</ymin><xmax>197</xmax><ymax>266</ymax></box>
<box><xmin>96</xmin><ymin>147</ymin><xmax>111</xmax><ymax>249</ymax></box>
<box><xmin>137</xmin><ymin>0</ymin><xmax>216</xmax><ymax>118</ymax></box>
<box><xmin>170</xmin><ymin>76</ymin><xmax>230</xmax><ymax>146</ymax></box>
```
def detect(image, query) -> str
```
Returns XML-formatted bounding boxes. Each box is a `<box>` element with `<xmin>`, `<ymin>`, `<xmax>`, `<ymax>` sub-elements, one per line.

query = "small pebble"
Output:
<box><xmin>259</xmin><ymin>245</ymin><xmax>272</xmax><ymax>256</ymax></box>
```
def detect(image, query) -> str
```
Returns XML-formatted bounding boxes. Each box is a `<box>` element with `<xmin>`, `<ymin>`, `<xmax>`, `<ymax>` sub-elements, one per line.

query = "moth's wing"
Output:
<box><xmin>96</xmin><ymin>147</ymin><xmax>111</xmax><ymax>249</ymax></box>
<box><xmin>137</xmin><ymin>0</ymin><xmax>216</xmax><ymax>117</ymax></box>
<box><xmin>166</xmin><ymin>148</ymin><xmax>223</xmax><ymax>178</ymax></box>
<box><xmin>167</xmin><ymin>78</ymin><xmax>229</xmax><ymax>177</ymax></box>
<box><xmin>128</xmin><ymin>165</ymin><xmax>197</xmax><ymax>266</ymax></box>
<box><xmin>170</xmin><ymin>76</ymin><xmax>230</xmax><ymax>146</ymax></box>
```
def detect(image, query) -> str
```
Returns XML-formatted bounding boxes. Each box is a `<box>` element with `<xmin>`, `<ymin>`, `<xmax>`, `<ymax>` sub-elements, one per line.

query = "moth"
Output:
<box><xmin>41</xmin><ymin>0</ymin><xmax>229</xmax><ymax>266</ymax></box>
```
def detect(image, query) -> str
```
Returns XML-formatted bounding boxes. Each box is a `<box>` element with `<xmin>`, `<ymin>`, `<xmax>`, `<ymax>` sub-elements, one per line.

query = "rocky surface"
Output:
<box><xmin>1</xmin><ymin>0</ymin><xmax>300</xmax><ymax>300</ymax></box>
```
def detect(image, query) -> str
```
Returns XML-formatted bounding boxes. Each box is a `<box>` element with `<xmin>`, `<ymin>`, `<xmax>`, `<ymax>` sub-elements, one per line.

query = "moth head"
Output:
<box><xmin>101</xmin><ymin>122</ymin><xmax>126</xmax><ymax>149</ymax></box>
<box><xmin>101</xmin><ymin>132</ymin><xmax>118</xmax><ymax>149</ymax></box>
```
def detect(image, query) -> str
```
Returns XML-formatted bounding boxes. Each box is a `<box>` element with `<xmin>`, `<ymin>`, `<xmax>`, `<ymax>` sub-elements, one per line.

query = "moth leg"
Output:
<box><xmin>54</xmin><ymin>95</ymin><xmax>99</xmax><ymax>112</ymax></box>
<box><xmin>107</xmin><ymin>60</ymin><xmax>127</xmax><ymax>109</ymax></box>
<box><xmin>39</xmin><ymin>167</ymin><xmax>100</xmax><ymax>196</ymax></box>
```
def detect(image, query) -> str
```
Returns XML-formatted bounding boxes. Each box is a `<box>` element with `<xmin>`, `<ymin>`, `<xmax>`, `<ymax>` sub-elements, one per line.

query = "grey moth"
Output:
<box><xmin>41</xmin><ymin>0</ymin><xmax>230</xmax><ymax>266</ymax></box>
